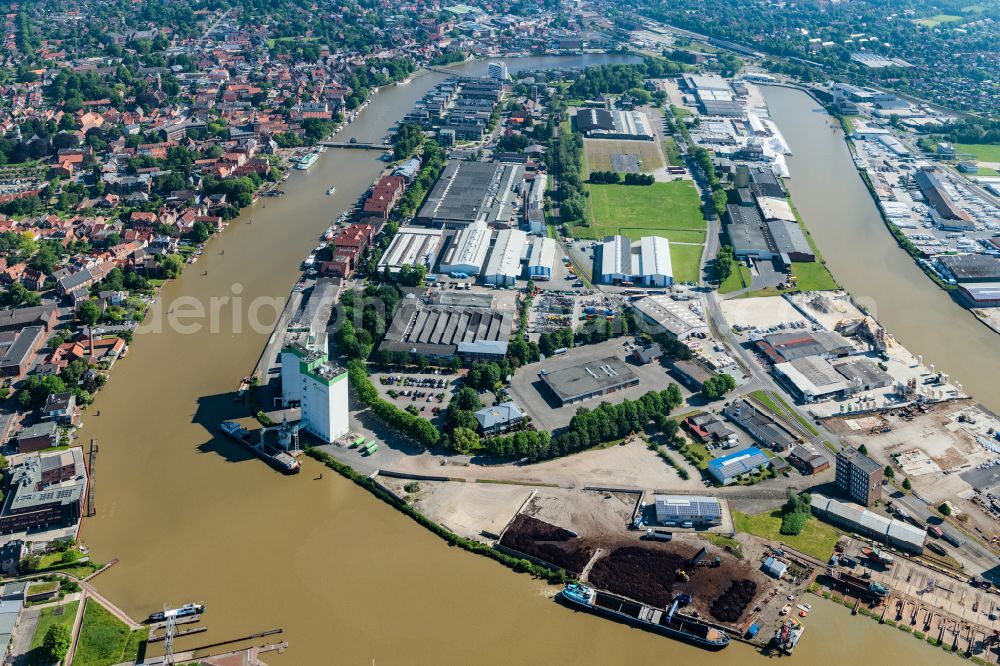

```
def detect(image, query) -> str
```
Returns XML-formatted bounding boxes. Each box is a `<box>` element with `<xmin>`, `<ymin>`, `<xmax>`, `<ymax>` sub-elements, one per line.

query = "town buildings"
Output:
<box><xmin>0</xmin><ymin>448</ymin><xmax>87</xmax><ymax>535</ymax></box>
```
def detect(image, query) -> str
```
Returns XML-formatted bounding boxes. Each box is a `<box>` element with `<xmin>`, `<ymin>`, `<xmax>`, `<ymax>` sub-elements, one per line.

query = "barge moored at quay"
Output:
<box><xmin>219</xmin><ymin>421</ymin><xmax>301</xmax><ymax>474</ymax></box>
<box><xmin>559</xmin><ymin>584</ymin><xmax>730</xmax><ymax>650</ymax></box>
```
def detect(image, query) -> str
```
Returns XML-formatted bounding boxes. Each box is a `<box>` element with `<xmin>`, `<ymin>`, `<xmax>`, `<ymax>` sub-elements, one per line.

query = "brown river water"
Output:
<box><xmin>79</xmin><ymin>59</ymin><xmax>958</xmax><ymax>664</ymax></box>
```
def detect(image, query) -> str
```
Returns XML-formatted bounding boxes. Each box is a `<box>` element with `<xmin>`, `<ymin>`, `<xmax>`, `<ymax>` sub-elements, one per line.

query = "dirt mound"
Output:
<box><xmin>588</xmin><ymin>546</ymin><xmax>690</xmax><ymax>608</ymax></box>
<box><xmin>499</xmin><ymin>514</ymin><xmax>594</xmax><ymax>573</ymax></box>
<box><xmin>710</xmin><ymin>579</ymin><xmax>758</xmax><ymax>623</ymax></box>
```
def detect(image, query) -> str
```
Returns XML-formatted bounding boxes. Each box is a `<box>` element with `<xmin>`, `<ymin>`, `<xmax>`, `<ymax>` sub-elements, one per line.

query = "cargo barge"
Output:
<box><xmin>559</xmin><ymin>584</ymin><xmax>730</xmax><ymax>650</ymax></box>
<box><xmin>219</xmin><ymin>421</ymin><xmax>301</xmax><ymax>474</ymax></box>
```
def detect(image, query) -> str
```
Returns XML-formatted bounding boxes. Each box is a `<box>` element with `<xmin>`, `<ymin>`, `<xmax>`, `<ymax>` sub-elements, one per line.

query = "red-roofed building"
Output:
<box><xmin>362</xmin><ymin>175</ymin><xmax>406</xmax><ymax>221</ymax></box>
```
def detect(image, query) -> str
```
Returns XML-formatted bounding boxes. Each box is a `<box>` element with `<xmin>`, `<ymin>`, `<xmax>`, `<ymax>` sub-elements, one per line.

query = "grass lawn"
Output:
<box><xmin>733</xmin><ymin>510</ymin><xmax>841</xmax><ymax>561</ymax></box>
<box><xmin>583</xmin><ymin>181</ymin><xmax>706</xmax><ymax>238</ymax></box>
<box><xmin>74</xmin><ymin>601</ymin><xmax>148</xmax><ymax>666</ymax></box>
<box><xmin>791</xmin><ymin>262</ymin><xmax>839</xmax><ymax>291</ymax></box>
<box><xmin>662</xmin><ymin>136</ymin><xmax>682</xmax><ymax>166</ymax></box>
<box><xmin>975</xmin><ymin>167</ymin><xmax>1000</xmax><ymax>176</ymax></box>
<box><xmin>719</xmin><ymin>263</ymin><xmax>752</xmax><ymax>294</ymax></box>
<box><xmin>28</xmin><ymin>601</ymin><xmax>79</xmax><ymax>664</ymax></box>
<box><xmin>913</xmin><ymin>14</ymin><xmax>963</xmax><ymax>27</ymax></box>
<box><xmin>954</xmin><ymin>143</ymin><xmax>1000</xmax><ymax>163</ymax></box>
<box><xmin>583</xmin><ymin>139</ymin><xmax>664</xmax><ymax>175</ymax></box>
<box><xmin>670</xmin><ymin>243</ymin><xmax>704</xmax><ymax>283</ymax></box>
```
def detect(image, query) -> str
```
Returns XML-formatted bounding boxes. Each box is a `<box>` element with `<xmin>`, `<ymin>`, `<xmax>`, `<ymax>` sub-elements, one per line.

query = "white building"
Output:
<box><xmin>440</xmin><ymin>221</ymin><xmax>491</xmax><ymax>276</ymax></box>
<box><xmin>632</xmin><ymin>293</ymin><xmax>708</xmax><ymax>340</ymax></box>
<box><xmin>525</xmin><ymin>173</ymin><xmax>547</xmax><ymax>234</ymax></box>
<box><xmin>528</xmin><ymin>237</ymin><xmax>556</xmax><ymax>280</ymax></box>
<box><xmin>483</xmin><ymin>228</ymin><xmax>527</xmax><ymax>286</ymax></box>
<box><xmin>599</xmin><ymin>235</ymin><xmax>673</xmax><ymax>287</ymax></box>
<box><xmin>487</xmin><ymin>61</ymin><xmax>509</xmax><ymax>81</ymax></box>
<box><xmin>280</xmin><ymin>343</ymin><xmax>349</xmax><ymax>444</ymax></box>
<box><xmin>376</xmin><ymin>226</ymin><xmax>444</xmax><ymax>277</ymax></box>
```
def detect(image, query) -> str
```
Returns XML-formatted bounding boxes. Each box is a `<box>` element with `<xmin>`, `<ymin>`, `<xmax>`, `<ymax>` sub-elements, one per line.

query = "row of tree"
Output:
<box><xmin>347</xmin><ymin>360</ymin><xmax>439</xmax><ymax>448</ymax></box>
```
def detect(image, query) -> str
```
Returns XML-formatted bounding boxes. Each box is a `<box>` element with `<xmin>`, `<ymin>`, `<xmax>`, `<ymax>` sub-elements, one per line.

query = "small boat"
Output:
<box><xmin>147</xmin><ymin>603</ymin><xmax>205</xmax><ymax>624</ymax></box>
<box><xmin>326</xmin><ymin>186</ymin><xmax>336</xmax><ymax>196</ymax></box>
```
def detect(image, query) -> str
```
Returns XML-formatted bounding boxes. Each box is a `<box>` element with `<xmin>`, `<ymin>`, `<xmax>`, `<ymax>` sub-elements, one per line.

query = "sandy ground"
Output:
<box><xmin>391</xmin><ymin>437</ymin><xmax>699</xmax><ymax>490</ymax></box>
<box><xmin>719</xmin><ymin>295</ymin><xmax>805</xmax><ymax>331</ymax></box>
<box><xmin>384</xmin><ymin>478</ymin><xmax>533</xmax><ymax>539</ymax></box>
<box><xmin>786</xmin><ymin>290</ymin><xmax>866</xmax><ymax>331</ymax></box>
<box><xmin>826</xmin><ymin>400</ymin><xmax>998</xmax><ymax>510</ymax></box>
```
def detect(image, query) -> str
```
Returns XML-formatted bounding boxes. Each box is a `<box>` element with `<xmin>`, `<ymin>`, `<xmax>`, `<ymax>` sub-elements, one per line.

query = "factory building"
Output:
<box><xmin>376</xmin><ymin>227</ymin><xmax>444</xmax><ymax>277</ymax></box>
<box><xmin>755</xmin><ymin>330</ymin><xmax>854</xmax><ymax>363</ymax></box>
<box><xmin>707</xmin><ymin>447</ymin><xmax>771</xmax><ymax>485</ymax></box>
<box><xmin>525</xmin><ymin>173</ymin><xmax>547</xmax><ymax>234</ymax></box>
<box><xmin>915</xmin><ymin>170</ymin><xmax>969</xmax><ymax>223</ymax></box>
<box><xmin>574</xmin><ymin>109</ymin><xmax>654</xmax><ymax>140</ymax></box>
<box><xmin>937</xmin><ymin>254</ymin><xmax>1000</xmax><ymax>284</ymax></box>
<box><xmin>440</xmin><ymin>221</ymin><xmax>491</xmax><ymax>276</ymax></box>
<box><xmin>653</xmin><ymin>495</ymin><xmax>723</xmax><ymax>527</ymax></box>
<box><xmin>416</xmin><ymin>161</ymin><xmax>524</xmax><ymax>228</ymax></box>
<box><xmin>632</xmin><ymin>294</ymin><xmax>708</xmax><ymax>340</ymax></box>
<box><xmin>527</xmin><ymin>237</ymin><xmax>557</xmax><ymax>281</ymax></box>
<box><xmin>379</xmin><ymin>293</ymin><xmax>513</xmax><ymax>361</ymax></box>
<box><xmin>835</xmin><ymin>447</ymin><xmax>883</xmax><ymax>506</ymax></box>
<box><xmin>811</xmin><ymin>494</ymin><xmax>924</xmax><ymax>554</ymax></box>
<box><xmin>539</xmin><ymin>356</ymin><xmax>639</xmax><ymax>406</ymax></box>
<box><xmin>773</xmin><ymin>356</ymin><xmax>852</xmax><ymax>403</ymax></box>
<box><xmin>722</xmin><ymin>400</ymin><xmax>799</xmax><ymax>452</ymax></box>
<box><xmin>724</xmin><ymin>202</ymin><xmax>814</xmax><ymax>264</ymax></box>
<box><xmin>599</xmin><ymin>235</ymin><xmax>673</xmax><ymax>287</ymax></box>
<box><xmin>483</xmin><ymin>228</ymin><xmax>527</xmax><ymax>286</ymax></box>
<box><xmin>958</xmin><ymin>283</ymin><xmax>1000</xmax><ymax>308</ymax></box>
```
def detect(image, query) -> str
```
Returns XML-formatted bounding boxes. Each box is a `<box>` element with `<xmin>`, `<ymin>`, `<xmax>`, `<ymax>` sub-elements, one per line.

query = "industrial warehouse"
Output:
<box><xmin>653</xmin><ymin>495</ymin><xmax>723</xmax><ymax>527</ymax></box>
<box><xmin>810</xmin><ymin>494</ymin><xmax>925</xmax><ymax>554</ymax></box>
<box><xmin>599</xmin><ymin>235</ymin><xmax>673</xmax><ymax>287</ymax></box>
<box><xmin>416</xmin><ymin>160</ymin><xmax>524</xmax><ymax>228</ymax></box>
<box><xmin>376</xmin><ymin>226</ymin><xmax>444</xmax><ymax>277</ymax></box>
<box><xmin>379</xmin><ymin>292</ymin><xmax>513</xmax><ymax>361</ymax></box>
<box><xmin>573</xmin><ymin>108</ymin><xmax>654</xmax><ymax>140</ymax></box>
<box><xmin>632</xmin><ymin>293</ymin><xmax>709</xmax><ymax>340</ymax></box>
<box><xmin>539</xmin><ymin>356</ymin><xmax>639</xmax><ymax>406</ymax></box>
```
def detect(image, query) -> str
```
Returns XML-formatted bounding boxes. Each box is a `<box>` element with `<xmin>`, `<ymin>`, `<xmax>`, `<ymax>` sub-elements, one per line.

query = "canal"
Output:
<box><xmin>80</xmin><ymin>58</ymin><xmax>949</xmax><ymax>664</ymax></box>
<box><xmin>762</xmin><ymin>85</ymin><xmax>1000</xmax><ymax>413</ymax></box>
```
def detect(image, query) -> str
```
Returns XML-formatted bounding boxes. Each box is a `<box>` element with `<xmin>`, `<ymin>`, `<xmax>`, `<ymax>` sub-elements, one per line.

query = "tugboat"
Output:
<box><xmin>219</xmin><ymin>421</ymin><xmax>301</xmax><ymax>474</ymax></box>
<box><xmin>559</xmin><ymin>584</ymin><xmax>730</xmax><ymax>650</ymax></box>
<box><xmin>147</xmin><ymin>603</ymin><xmax>205</xmax><ymax>623</ymax></box>
<box><xmin>772</xmin><ymin>617</ymin><xmax>804</xmax><ymax>654</ymax></box>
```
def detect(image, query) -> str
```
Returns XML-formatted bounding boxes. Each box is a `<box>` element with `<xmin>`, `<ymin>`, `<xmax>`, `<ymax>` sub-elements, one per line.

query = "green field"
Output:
<box><xmin>583</xmin><ymin>139</ymin><xmax>664</xmax><ymax>174</ymax></box>
<box><xmin>583</xmin><ymin>181</ymin><xmax>706</xmax><ymax>238</ymax></box>
<box><xmin>733</xmin><ymin>510</ymin><xmax>841</xmax><ymax>561</ymax></box>
<box><xmin>662</xmin><ymin>137</ymin><xmax>682</xmax><ymax>166</ymax></box>
<box><xmin>74</xmin><ymin>601</ymin><xmax>148</xmax><ymax>666</ymax></box>
<box><xmin>670</xmin><ymin>243</ymin><xmax>704</xmax><ymax>283</ymax></box>
<box><xmin>719</xmin><ymin>263</ymin><xmax>752</xmax><ymax>294</ymax></box>
<box><xmin>29</xmin><ymin>601</ymin><xmax>79</xmax><ymax>665</ymax></box>
<box><xmin>913</xmin><ymin>14</ymin><xmax>963</xmax><ymax>27</ymax></box>
<box><xmin>791</xmin><ymin>262</ymin><xmax>839</xmax><ymax>291</ymax></box>
<box><xmin>954</xmin><ymin>143</ymin><xmax>1000</xmax><ymax>163</ymax></box>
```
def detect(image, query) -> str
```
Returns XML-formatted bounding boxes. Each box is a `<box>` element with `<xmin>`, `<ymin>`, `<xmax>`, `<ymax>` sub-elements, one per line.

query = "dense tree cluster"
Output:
<box><xmin>780</xmin><ymin>492</ymin><xmax>813</xmax><ymax>535</ymax></box>
<box><xmin>546</xmin><ymin>386</ymin><xmax>685</xmax><ymax>459</ymax></box>
<box><xmin>393</xmin><ymin>123</ymin><xmax>425</xmax><ymax>160</ymax></box>
<box><xmin>701</xmin><ymin>372</ymin><xmax>737</xmax><ymax>400</ymax></box>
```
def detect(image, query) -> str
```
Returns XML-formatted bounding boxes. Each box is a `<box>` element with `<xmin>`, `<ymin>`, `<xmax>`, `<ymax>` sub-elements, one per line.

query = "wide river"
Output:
<box><xmin>81</xmin><ymin>59</ymin><xmax>952</xmax><ymax>664</ymax></box>
<box><xmin>762</xmin><ymin>85</ymin><xmax>1000</xmax><ymax>413</ymax></box>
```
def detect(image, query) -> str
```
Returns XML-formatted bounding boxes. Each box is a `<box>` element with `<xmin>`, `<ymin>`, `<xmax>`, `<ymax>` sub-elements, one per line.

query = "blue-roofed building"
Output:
<box><xmin>762</xmin><ymin>556</ymin><xmax>787</xmax><ymax>579</ymax></box>
<box><xmin>653</xmin><ymin>495</ymin><xmax>723</xmax><ymax>526</ymax></box>
<box><xmin>707</xmin><ymin>447</ymin><xmax>771</xmax><ymax>485</ymax></box>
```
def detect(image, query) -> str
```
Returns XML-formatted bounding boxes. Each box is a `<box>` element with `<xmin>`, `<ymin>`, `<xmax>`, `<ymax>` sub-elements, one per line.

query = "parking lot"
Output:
<box><xmin>508</xmin><ymin>338</ymin><xmax>693</xmax><ymax>434</ymax></box>
<box><xmin>369</xmin><ymin>369</ymin><xmax>459</xmax><ymax>427</ymax></box>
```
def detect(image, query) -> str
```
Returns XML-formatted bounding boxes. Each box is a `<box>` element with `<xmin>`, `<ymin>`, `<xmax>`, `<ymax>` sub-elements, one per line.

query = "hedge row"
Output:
<box><xmin>305</xmin><ymin>448</ymin><xmax>570</xmax><ymax>584</ymax></box>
